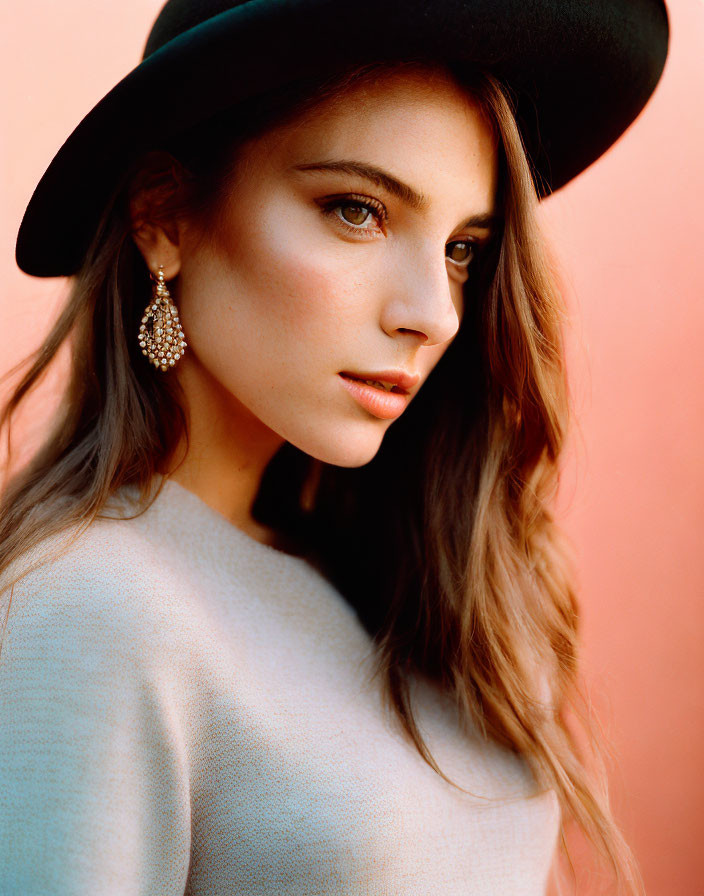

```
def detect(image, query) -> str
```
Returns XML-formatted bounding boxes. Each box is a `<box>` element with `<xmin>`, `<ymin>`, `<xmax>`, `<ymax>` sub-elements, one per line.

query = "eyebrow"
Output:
<box><xmin>292</xmin><ymin>159</ymin><xmax>500</xmax><ymax>231</ymax></box>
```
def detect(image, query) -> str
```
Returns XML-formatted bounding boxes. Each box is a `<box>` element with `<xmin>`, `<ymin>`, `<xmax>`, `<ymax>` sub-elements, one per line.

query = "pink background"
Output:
<box><xmin>2</xmin><ymin>2</ymin><xmax>702</xmax><ymax>892</ymax></box>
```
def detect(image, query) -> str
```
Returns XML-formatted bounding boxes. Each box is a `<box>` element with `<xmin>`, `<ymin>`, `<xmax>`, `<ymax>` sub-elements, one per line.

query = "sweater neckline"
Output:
<box><xmin>161</xmin><ymin>476</ymin><xmax>309</xmax><ymax>562</ymax></box>
<box><xmin>113</xmin><ymin>476</ymin><xmax>310</xmax><ymax>567</ymax></box>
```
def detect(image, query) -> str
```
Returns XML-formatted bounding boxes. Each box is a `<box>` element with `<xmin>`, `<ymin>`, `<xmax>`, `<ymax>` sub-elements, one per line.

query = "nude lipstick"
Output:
<box><xmin>338</xmin><ymin>369</ymin><xmax>419</xmax><ymax>420</ymax></box>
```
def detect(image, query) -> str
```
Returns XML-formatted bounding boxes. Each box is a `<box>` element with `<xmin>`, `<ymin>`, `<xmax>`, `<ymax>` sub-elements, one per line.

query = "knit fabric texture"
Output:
<box><xmin>0</xmin><ymin>478</ymin><xmax>560</xmax><ymax>894</ymax></box>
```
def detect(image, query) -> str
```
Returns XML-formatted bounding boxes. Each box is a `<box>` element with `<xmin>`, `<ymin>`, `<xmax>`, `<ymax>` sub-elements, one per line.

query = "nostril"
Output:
<box><xmin>397</xmin><ymin>327</ymin><xmax>428</xmax><ymax>341</ymax></box>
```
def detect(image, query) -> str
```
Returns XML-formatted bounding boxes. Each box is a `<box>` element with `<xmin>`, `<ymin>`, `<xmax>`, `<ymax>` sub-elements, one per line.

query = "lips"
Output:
<box><xmin>343</xmin><ymin>375</ymin><xmax>399</xmax><ymax>393</ymax></box>
<box><xmin>339</xmin><ymin>368</ymin><xmax>420</xmax><ymax>395</ymax></box>
<box><xmin>338</xmin><ymin>373</ymin><xmax>414</xmax><ymax>420</ymax></box>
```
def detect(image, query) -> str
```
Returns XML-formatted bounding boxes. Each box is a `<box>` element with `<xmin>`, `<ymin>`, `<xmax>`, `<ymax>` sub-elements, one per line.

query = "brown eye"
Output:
<box><xmin>446</xmin><ymin>240</ymin><xmax>475</xmax><ymax>264</ymax></box>
<box><xmin>340</xmin><ymin>203</ymin><xmax>371</xmax><ymax>226</ymax></box>
<box><xmin>319</xmin><ymin>194</ymin><xmax>387</xmax><ymax>233</ymax></box>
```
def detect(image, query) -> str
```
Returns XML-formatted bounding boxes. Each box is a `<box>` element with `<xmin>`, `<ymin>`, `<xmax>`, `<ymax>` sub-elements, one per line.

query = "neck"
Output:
<box><xmin>164</xmin><ymin>355</ymin><xmax>286</xmax><ymax>546</ymax></box>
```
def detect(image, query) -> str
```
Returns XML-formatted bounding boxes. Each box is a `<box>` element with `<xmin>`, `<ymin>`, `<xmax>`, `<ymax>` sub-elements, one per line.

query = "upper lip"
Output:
<box><xmin>340</xmin><ymin>369</ymin><xmax>421</xmax><ymax>395</ymax></box>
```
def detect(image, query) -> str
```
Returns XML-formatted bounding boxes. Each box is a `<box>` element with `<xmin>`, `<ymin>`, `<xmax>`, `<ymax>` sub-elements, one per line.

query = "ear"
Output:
<box><xmin>128</xmin><ymin>152</ymin><xmax>188</xmax><ymax>280</ymax></box>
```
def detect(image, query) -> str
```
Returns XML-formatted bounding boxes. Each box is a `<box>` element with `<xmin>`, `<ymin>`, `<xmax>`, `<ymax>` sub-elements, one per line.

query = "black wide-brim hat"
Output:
<box><xmin>15</xmin><ymin>0</ymin><xmax>669</xmax><ymax>278</ymax></box>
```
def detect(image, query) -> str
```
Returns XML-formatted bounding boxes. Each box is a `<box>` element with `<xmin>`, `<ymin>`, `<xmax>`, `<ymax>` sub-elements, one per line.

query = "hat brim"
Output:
<box><xmin>15</xmin><ymin>0</ymin><xmax>669</xmax><ymax>277</ymax></box>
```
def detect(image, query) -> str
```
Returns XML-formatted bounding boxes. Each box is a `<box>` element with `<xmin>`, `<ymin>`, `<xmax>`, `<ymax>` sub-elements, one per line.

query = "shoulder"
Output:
<box><xmin>0</xmin><ymin>507</ymin><xmax>192</xmax><ymax>769</ymax></box>
<box><xmin>0</xmin><ymin>510</ymin><xmax>183</xmax><ymax>677</ymax></box>
<box><xmin>0</xmin><ymin>514</ymin><xmax>192</xmax><ymax>891</ymax></box>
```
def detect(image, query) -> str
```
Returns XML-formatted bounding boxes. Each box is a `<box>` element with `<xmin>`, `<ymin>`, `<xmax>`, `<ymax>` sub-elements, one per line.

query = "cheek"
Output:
<box><xmin>217</xmin><ymin>203</ymin><xmax>370</xmax><ymax>341</ymax></box>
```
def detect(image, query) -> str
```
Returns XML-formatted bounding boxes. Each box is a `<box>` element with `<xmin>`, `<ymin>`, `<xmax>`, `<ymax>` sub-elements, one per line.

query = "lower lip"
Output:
<box><xmin>338</xmin><ymin>374</ymin><xmax>410</xmax><ymax>420</ymax></box>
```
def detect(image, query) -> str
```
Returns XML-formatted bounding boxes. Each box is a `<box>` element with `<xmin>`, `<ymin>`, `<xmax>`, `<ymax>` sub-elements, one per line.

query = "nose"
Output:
<box><xmin>378</xmin><ymin>246</ymin><xmax>462</xmax><ymax>347</ymax></box>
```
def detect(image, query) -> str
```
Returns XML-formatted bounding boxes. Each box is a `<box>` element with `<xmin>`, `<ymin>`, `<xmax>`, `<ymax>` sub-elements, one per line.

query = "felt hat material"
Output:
<box><xmin>15</xmin><ymin>0</ymin><xmax>670</xmax><ymax>278</ymax></box>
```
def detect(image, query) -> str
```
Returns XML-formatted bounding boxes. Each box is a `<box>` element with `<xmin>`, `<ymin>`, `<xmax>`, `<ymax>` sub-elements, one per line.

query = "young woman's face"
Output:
<box><xmin>174</xmin><ymin>69</ymin><xmax>498</xmax><ymax>467</ymax></box>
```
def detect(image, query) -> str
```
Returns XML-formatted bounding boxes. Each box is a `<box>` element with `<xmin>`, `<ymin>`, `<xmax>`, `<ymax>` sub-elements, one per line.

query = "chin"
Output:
<box><xmin>289</xmin><ymin>424</ymin><xmax>387</xmax><ymax>469</ymax></box>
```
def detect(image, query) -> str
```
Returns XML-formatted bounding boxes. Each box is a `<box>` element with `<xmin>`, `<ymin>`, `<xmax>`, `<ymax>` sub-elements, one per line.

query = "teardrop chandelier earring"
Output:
<box><xmin>138</xmin><ymin>265</ymin><xmax>187</xmax><ymax>371</ymax></box>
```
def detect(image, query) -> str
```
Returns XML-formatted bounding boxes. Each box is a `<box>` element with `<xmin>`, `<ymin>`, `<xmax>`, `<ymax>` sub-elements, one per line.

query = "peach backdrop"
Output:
<box><xmin>1</xmin><ymin>2</ymin><xmax>702</xmax><ymax>892</ymax></box>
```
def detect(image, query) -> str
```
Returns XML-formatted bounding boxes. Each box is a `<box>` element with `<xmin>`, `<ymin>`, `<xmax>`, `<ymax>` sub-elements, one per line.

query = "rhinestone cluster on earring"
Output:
<box><xmin>138</xmin><ymin>266</ymin><xmax>187</xmax><ymax>371</ymax></box>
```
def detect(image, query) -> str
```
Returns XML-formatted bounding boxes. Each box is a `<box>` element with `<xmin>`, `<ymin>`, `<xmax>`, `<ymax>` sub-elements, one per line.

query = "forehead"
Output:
<box><xmin>247</xmin><ymin>70</ymin><xmax>499</xmax><ymax>210</ymax></box>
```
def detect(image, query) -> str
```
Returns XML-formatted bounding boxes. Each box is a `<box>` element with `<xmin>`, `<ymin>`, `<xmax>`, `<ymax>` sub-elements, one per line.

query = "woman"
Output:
<box><xmin>0</xmin><ymin>1</ymin><xmax>669</xmax><ymax>893</ymax></box>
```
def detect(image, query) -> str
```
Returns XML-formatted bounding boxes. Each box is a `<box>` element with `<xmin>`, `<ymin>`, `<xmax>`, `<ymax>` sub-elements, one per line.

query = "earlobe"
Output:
<box><xmin>130</xmin><ymin>217</ymin><xmax>182</xmax><ymax>281</ymax></box>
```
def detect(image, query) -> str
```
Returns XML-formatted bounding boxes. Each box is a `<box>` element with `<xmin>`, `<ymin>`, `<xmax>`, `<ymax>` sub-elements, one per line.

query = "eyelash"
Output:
<box><xmin>318</xmin><ymin>193</ymin><xmax>481</xmax><ymax>268</ymax></box>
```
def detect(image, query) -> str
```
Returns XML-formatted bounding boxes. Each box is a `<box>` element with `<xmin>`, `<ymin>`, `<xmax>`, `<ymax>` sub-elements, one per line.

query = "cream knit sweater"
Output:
<box><xmin>0</xmin><ymin>479</ymin><xmax>560</xmax><ymax>894</ymax></box>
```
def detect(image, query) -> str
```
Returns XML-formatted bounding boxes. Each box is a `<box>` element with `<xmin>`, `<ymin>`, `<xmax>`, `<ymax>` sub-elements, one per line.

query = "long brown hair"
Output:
<box><xmin>0</xmin><ymin>60</ymin><xmax>643</xmax><ymax>894</ymax></box>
